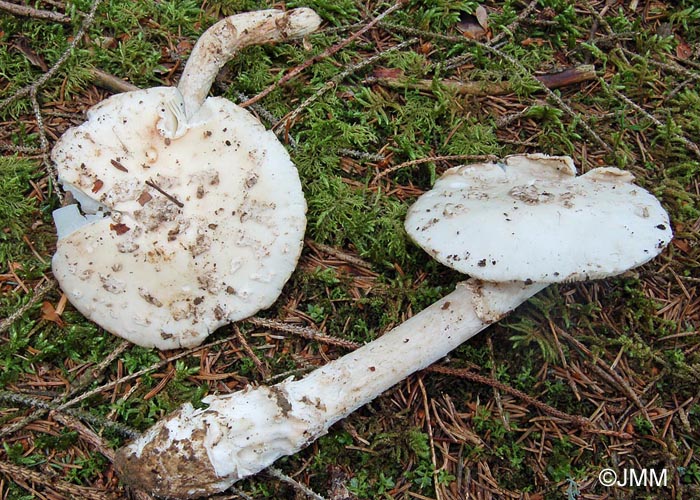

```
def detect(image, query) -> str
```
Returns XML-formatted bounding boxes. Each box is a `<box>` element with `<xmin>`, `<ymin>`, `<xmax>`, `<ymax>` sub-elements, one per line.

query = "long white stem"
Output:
<box><xmin>177</xmin><ymin>8</ymin><xmax>321</xmax><ymax>119</ymax></box>
<box><xmin>114</xmin><ymin>279</ymin><xmax>545</xmax><ymax>498</ymax></box>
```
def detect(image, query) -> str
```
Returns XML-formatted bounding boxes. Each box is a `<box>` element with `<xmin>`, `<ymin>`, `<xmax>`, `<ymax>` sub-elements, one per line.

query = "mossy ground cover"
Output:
<box><xmin>1</xmin><ymin>0</ymin><xmax>699</xmax><ymax>498</ymax></box>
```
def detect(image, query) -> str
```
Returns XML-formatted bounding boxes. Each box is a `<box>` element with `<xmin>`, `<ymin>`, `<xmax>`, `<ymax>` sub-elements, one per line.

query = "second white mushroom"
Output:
<box><xmin>115</xmin><ymin>154</ymin><xmax>672</xmax><ymax>498</ymax></box>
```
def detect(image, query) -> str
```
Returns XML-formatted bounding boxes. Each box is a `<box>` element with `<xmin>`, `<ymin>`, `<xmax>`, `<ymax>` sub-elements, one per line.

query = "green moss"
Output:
<box><xmin>1</xmin><ymin>0</ymin><xmax>699</xmax><ymax>497</ymax></box>
<box><xmin>0</xmin><ymin>157</ymin><xmax>41</xmax><ymax>258</ymax></box>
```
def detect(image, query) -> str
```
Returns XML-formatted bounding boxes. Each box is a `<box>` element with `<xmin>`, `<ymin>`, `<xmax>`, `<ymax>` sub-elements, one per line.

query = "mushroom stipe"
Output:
<box><xmin>114</xmin><ymin>154</ymin><xmax>672</xmax><ymax>498</ymax></box>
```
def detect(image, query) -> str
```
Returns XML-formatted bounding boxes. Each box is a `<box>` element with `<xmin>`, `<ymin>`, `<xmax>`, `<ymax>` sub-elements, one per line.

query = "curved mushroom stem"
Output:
<box><xmin>114</xmin><ymin>279</ymin><xmax>545</xmax><ymax>499</ymax></box>
<box><xmin>177</xmin><ymin>8</ymin><xmax>321</xmax><ymax>119</ymax></box>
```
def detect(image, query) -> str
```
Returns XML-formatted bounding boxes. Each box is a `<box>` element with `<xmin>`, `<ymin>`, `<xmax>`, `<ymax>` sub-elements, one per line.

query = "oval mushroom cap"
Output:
<box><xmin>405</xmin><ymin>154</ymin><xmax>672</xmax><ymax>283</ymax></box>
<box><xmin>51</xmin><ymin>87</ymin><xmax>306</xmax><ymax>349</ymax></box>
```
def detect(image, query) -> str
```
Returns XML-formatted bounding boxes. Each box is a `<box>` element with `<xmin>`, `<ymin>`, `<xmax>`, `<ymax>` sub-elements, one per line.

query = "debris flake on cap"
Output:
<box><xmin>405</xmin><ymin>154</ymin><xmax>672</xmax><ymax>283</ymax></box>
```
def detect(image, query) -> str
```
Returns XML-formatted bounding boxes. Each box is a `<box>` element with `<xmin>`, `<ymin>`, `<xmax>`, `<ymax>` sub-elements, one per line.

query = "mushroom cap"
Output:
<box><xmin>405</xmin><ymin>154</ymin><xmax>672</xmax><ymax>283</ymax></box>
<box><xmin>51</xmin><ymin>87</ymin><xmax>306</xmax><ymax>349</ymax></box>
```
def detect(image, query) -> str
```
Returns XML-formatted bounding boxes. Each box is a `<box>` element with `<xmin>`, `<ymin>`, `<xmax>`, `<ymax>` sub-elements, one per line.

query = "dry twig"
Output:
<box><xmin>373</xmin><ymin>154</ymin><xmax>499</xmax><ymax>183</ymax></box>
<box><xmin>602</xmin><ymin>80</ymin><xmax>700</xmax><ymax>160</ymax></box>
<box><xmin>234</xmin><ymin>325</ymin><xmax>268</xmax><ymax>379</ymax></box>
<box><xmin>371</xmin><ymin>64</ymin><xmax>597</xmax><ymax>96</ymax></box>
<box><xmin>0</xmin><ymin>391</ymin><xmax>138</xmax><ymax>438</ymax></box>
<box><xmin>426</xmin><ymin>365</ymin><xmax>591</xmax><ymax>427</ymax></box>
<box><xmin>0</xmin><ymin>279</ymin><xmax>54</xmax><ymax>335</ymax></box>
<box><xmin>267</xmin><ymin>467</ymin><xmax>328</xmax><ymax>500</ymax></box>
<box><xmin>0</xmin><ymin>460</ymin><xmax>116</xmax><ymax>500</ymax></box>
<box><xmin>0</xmin><ymin>0</ymin><xmax>103</xmax><ymax>110</ymax></box>
<box><xmin>274</xmin><ymin>38</ymin><xmax>418</xmax><ymax>130</ymax></box>
<box><xmin>0</xmin><ymin>0</ymin><xmax>70</xmax><ymax>23</ymax></box>
<box><xmin>89</xmin><ymin>68</ymin><xmax>139</xmax><ymax>93</ymax></box>
<box><xmin>246</xmin><ymin>316</ymin><xmax>361</xmax><ymax>350</ymax></box>
<box><xmin>241</xmin><ymin>0</ymin><xmax>406</xmax><ymax>108</ymax></box>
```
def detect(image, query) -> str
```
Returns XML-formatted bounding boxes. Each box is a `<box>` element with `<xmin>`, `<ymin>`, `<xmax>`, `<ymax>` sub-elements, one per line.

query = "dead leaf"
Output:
<box><xmin>373</xmin><ymin>67</ymin><xmax>404</xmax><ymax>79</ymax></box>
<box><xmin>522</xmin><ymin>37</ymin><xmax>546</xmax><ymax>47</ymax></box>
<box><xmin>94</xmin><ymin>36</ymin><xmax>116</xmax><ymax>49</ymax></box>
<box><xmin>176</xmin><ymin>39</ymin><xmax>193</xmax><ymax>55</ymax></box>
<box><xmin>56</xmin><ymin>293</ymin><xmax>68</xmax><ymax>315</ymax></box>
<box><xmin>475</xmin><ymin>5</ymin><xmax>489</xmax><ymax>31</ymax></box>
<box><xmin>417</xmin><ymin>42</ymin><xmax>432</xmax><ymax>55</ymax></box>
<box><xmin>10</xmin><ymin>36</ymin><xmax>48</xmax><ymax>71</ymax></box>
<box><xmin>456</xmin><ymin>11</ymin><xmax>487</xmax><ymax>40</ymax></box>
<box><xmin>676</xmin><ymin>41</ymin><xmax>692</xmax><ymax>60</ymax></box>
<box><xmin>41</xmin><ymin>301</ymin><xmax>65</xmax><ymax>327</ymax></box>
<box><xmin>672</xmin><ymin>239</ymin><xmax>691</xmax><ymax>253</ymax></box>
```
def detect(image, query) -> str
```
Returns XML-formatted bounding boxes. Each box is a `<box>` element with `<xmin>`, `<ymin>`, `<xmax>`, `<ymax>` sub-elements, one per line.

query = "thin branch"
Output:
<box><xmin>241</xmin><ymin>0</ymin><xmax>406</xmax><ymax>108</ymax></box>
<box><xmin>378</xmin><ymin>21</ymin><xmax>612</xmax><ymax>152</ymax></box>
<box><xmin>471</xmin><ymin>39</ymin><xmax>613</xmax><ymax>153</ymax></box>
<box><xmin>0</xmin><ymin>143</ymin><xmax>43</xmax><ymax>154</ymax></box>
<box><xmin>426</xmin><ymin>365</ymin><xmax>591</xmax><ymax>427</ymax></box>
<box><xmin>622</xmin><ymin>48</ymin><xmax>700</xmax><ymax>81</ymax></box>
<box><xmin>378</xmin><ymin>21</ymin><xmax>463</xmax><ymax>44</ymax></box>
<box><xmin>50</xmin><ymin>411</ymin><xmax>117</xmax><ymax>460</ymax></box>
<box><xmin>0</xmin><ymin>339</ymin><xmax>131</xmax><ymax>440</ymax></box>
<box><xmin>496</xmin><ymin>104</ymin><xmax>537</xmax><ymax>128</ymax></box>
<box><xmin>486</xmin><ymin>336</ymin><xmax>511</xmax><ymax>432</ymax></box>
<box><xmin>0</xmin><ymin>460</ymin><xmax>114</xmax><ymax>500</ymax></box>
<box><xmin>306</xmin><ymin>239</ymin><xmax>375</xmax><ymax>270</ymax></box>
<box><xmin>228</xmin><ymin>487</ymin><xmax>256</xmax><ymax>500</ymax></box>
<box><xmin>371</xmin><ymin>64</ymin><xmax>597</xmax><ymax>97</ymax></box>
<box><xmin>373</xmin><ymin>154</ymin><xmax>499</xmax><ymax>183</ymax></box>
<box><xmin>554</xmin><ymin>326</ymin><xmax>656</xmax><ymax>432</ymax></box>
<box><xmin>489</xmin><ymin>0</ymin><xmax>540</xmax><ymax>46</ymax></box>
<box><xmin>274</xmin><ymin>38</ymin><xmax>418</xmax><ymax>130</ymax></box>
<box><xmin>0</xmin><ymin>0</ymin><xmax>104</xmax><ymax>112</ymax></box>
<box><xmin>602</xmin><ymin>80</ymin><xmax>700</xmax><ymax>160</ymax></box>
<box><xmin>0</xmin><ymin>390</ymin><xmax>138</xmax><ymax>438</ymax></box>
<box><xmin>246</xmin><ymin>316</ymin><xmax>360</xmax><ymax>350</ymax></box>
<box><xmin>145</xmin><ymin>179</ymin><xmax>184</xmax><ymax>207</ymax></box>
<box><xmin>54</xmin><ymin>335</ymin><xmax>236</xmax><ymax>412</ymax></box>
<box><xmin>90</xmin><ymin>68</ymin><xmax>138</xmax><ymax>93</ymax></box>
<box><xmin>267</xmin><ymin>467</ymin><xmax>328</xmax><ymax>500</ymax></box>
<box><xmin>0</xmin><ymin>0</ymin><xmax>70</xmax><ymax>23</ymax></box>
<box><xmin>276</xmin><ymin>38</ymin><xmax>417</xmax><ymax>129</ymax></box>
<box><xmin>0</xmin><ymin>279</ymin><xmax>54</xmax><ymax>334</ymax></box>
<box><xmin>417</xmin><ymin>377</ymin><xmax>442</xmax><ymax>500</ymax></box>
<box><xmin>337</xmin><ymin>148</ymin><xmax>386</xmax><ymax>162</ymax></box>
<box><xmin>234</xmin><ymin>325</ymin><xmax>268</xmax><ymax>379</ymax></box>
<box><xmin>30</xmin><ymin>86</ymin><xmax>60</xmax><ymax>201</ymax></box>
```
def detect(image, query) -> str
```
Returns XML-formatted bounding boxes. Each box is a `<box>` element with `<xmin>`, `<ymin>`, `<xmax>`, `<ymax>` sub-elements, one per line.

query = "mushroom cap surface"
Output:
<box><xmin>51</xmin><ymin>87</ymin><xmax>306</xmax><ymax>349</ymax></box>
<box><xmin>405</xmin><ymin>154</ymin><xmax>672</xmax><ymax>283</ymax></box>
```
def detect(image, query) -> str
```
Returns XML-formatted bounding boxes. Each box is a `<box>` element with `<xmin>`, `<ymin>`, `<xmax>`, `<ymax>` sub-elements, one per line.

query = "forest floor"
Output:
<box><xmin>1</xmin><ymin>0</ymin><xmax>699</xmax><ymax>498</ymax></box>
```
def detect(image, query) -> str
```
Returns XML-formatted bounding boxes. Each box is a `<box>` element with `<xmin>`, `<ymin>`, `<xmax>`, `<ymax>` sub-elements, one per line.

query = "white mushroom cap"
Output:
<box><xmin>51</xmin><ymin>87</ymin><xmax>306</xmax><ymax>349</ymax></box>
<box><xmin>405</xmin><ymin>154</ymin><xmax>672</xmax><ymax>283</ymax></box>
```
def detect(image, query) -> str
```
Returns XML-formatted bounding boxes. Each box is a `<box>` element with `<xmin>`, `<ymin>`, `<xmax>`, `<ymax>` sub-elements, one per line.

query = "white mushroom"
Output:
<box><xmin>114</xmin><ymin>154</ymin><xmax>672</xmax><ymax>498</ymax></box>
<box><xmin>407</xmin><ymin>154</ymin><xmax>670</xmax><ymax>283</ymax></box>
<box><xmin>51</xmin><ymin>9</ymin><xmax>321</xmax><ymax>349</ymax></box>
